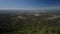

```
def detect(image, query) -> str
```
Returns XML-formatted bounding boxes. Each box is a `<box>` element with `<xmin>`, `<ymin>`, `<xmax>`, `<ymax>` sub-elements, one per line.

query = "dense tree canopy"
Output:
<box><xmin>0</xmin><ymin>13</ymin><xmax>60</xmax><ymax>34</ymax></box>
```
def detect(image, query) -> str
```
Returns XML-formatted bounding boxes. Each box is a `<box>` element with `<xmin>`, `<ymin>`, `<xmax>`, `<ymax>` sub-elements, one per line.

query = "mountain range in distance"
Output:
<box><xmin>0</xmin><ymin>10</ymin><xmax>60</xmax><ymax>14</ymax></box>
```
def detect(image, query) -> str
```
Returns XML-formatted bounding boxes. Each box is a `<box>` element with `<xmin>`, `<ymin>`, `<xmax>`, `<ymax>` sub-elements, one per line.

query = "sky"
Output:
<box><xmin>0</xmin><ymin>0</ymin><xmax>60</xmax><ymax>10</ymax></box>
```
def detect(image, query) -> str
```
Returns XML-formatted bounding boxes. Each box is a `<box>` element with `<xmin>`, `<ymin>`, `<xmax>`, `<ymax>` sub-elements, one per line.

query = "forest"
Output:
<box><xmin>0</xmin><ymin>13</ymin><xmax>60</xmax><ymax>34</ymax></box>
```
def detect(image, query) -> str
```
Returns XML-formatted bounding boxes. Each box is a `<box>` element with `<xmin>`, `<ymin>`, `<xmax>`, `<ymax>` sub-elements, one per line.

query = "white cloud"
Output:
<box><xmin>0</xmin><ymin>6</ymin><xmax>60</xmax><ymax>10</ymax></box>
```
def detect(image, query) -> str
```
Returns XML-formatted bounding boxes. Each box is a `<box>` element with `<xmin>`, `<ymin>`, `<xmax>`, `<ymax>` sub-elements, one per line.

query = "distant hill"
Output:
<box><xmin>0</xmin><ymin>10</ymin><xmax>60</xmax><ymax>14</ymax></box>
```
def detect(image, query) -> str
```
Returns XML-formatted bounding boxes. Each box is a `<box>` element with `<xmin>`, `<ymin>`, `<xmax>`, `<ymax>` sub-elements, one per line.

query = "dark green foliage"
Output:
<box><xmin>0</xmin><ymin>13</ymin><xmax>60</xmax><ymax>34</ymax></box>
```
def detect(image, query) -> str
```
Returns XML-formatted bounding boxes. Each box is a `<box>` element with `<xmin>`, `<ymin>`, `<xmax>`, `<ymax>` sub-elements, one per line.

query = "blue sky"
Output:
<box><xmin>0</xmin><ymin>0</ymin><xmax>60</xmax><ymax>10</ymax></box>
